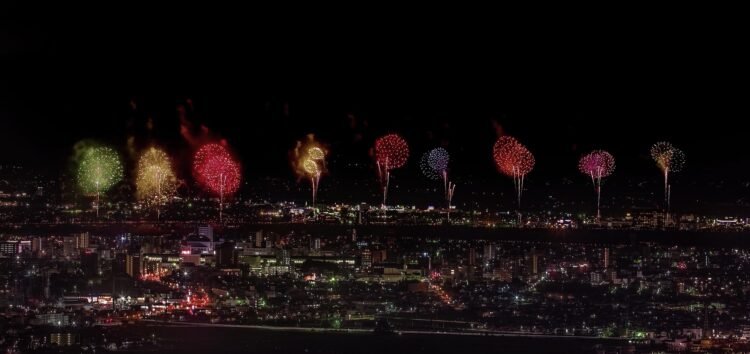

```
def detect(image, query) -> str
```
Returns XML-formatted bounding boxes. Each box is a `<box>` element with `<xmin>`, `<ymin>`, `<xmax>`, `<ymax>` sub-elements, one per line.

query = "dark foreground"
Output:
<box><xmin>119</xmin><ymin>324</ymin><xmax>626</xmax><ymax>354</ymax></box>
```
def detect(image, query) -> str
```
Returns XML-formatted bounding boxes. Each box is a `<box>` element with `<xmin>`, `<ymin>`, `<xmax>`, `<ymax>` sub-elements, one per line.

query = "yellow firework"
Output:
<box><xmin>303</xmin><ymin>159</ymin><xmax>320</xmax><ymax>175</ymax></box>
<box><xmin>136</xmin><ymin>147</ymin><xmax>177</xmax><ymax>205</ymax></box>
<box><xmin>308</xmin><ymin>147</ymin><xmax>325</xmax><ymax>160</ymax></box>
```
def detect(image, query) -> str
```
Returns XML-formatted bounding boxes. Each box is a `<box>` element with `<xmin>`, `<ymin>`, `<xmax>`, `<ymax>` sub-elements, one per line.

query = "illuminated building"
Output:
<box><xmin>276</xmin><ymin>248</ymin><xmax>290</xmax><ymax>266</ymax></box>
<box><xmin>524</xmin><ymin>249</ymin><xmax>541</xmax><ymax>276</ymax></box>
<box><xmin>254</xmin><ymin>230</ymin><xmax>264</xmax><ymax>248</ymax></box>
<box><xmin>361</xmin><ymin>249</ymin><xmax>372</xmax><ymax>270</ymax></box>
<box><xmin>31</xmin><ymin>237</ymin><xmax>43</xmax><ymax>254</ymax></box>
<box><xmin>126</xmin><ymin>254</ymin><xmax>141</xmax><ymax>278</ymax></box>
<box><xmin>603</xmin><ymin>247</ymin><xmax>610</xmax><ymax>268</ymax></box>
<box><xmin>50</xmin><ymin>333</ymin><xmax>75</xmax><ymax>346</ymax></box>
<box><xmin>33</xmin><ymin>313</ymin><xmax>69</xmax><ymax>326</ymax></box>
<box><xmin>313</xmin><ymin>238</ymin><xmax>321</xmax><ymax>250</ymax></box>
<box><xmin>62</xmin><ymin>236</ymin><xmax>78</xmax><ymax>257</ymax></box>
<box><xmin>77</xmin><ymin>232</ymin><xmax>89</xmax><ymax>249</ymax></box>
<box><xmin>198</xmin><ymin>225</ymin><xmax>214</xmax><ymax>251</ymax></box>
<box><xmin>0</xmin><ymin>241</ymin><xmax>20</xmax><ymax>255</ymax></box>
<box><xmin>483</xmin><ymin>244</ymin><xmax>495</xmax><ymax>263</ymax></box>
<box><xmin>371</xmin><ymin>249</ymin><xmax>387</xmax><ymax>264</ymax></box>
<box><xmin>142</xmin><ymin>254</ymin><xmax>180</xmax><ymax>278</ymax></box>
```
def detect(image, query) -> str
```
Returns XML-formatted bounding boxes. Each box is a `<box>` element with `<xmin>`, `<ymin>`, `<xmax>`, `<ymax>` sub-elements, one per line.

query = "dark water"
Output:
<box><xmin>122</xmin><ymin>325</ymin><xmax>625</xmax><ymax>354</ymax></box>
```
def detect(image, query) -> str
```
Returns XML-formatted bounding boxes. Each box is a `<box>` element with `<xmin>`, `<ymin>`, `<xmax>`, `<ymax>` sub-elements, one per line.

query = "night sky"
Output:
<box><xmin>2</xmin><ymin>7</ymin><xmax>748</xmax><ymax>210</ymax></box>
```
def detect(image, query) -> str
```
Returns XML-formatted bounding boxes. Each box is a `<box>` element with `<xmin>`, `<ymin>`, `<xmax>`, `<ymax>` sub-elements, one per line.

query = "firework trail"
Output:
<box><xmin>421</xmin><ymin>147</ymin><xmax>456</xmax><ymax>219</ymax></box>
<box><xmin>136</xmin><ymin>147</ymin><xmax>177</xmax><ymax>221</ymax></box>
<box><xmin>77</xmin><ymin>146</ymin><xmax>123</xmax><ymax>217</ymax></box>
<box><xmin>374</xmin><ymin>134</ymin><xmax>409</xmax><ymax>208</ymax></box>
<box><xmin>650</xmin><ymin>141</ymin><xmax>685</xmax><ymax>218</ymax></box>
<box><xmin>578</xmin><ymin>150</ymin><xmax>615</xmax><ymax>220</ymax></box>
<box><xmin>493</xmin><ymin>136</ymin><xmax>535</xmax><ymax>209</ymax></box>
<box><xmin>193</xmin><ymin>143</ymin><xmax>241</xmax><ymax>223</ymax></box>
<box><xmin>292</xmin><ymin>135</ymin><xmax>327</xmax><ymax>208</ymax></box>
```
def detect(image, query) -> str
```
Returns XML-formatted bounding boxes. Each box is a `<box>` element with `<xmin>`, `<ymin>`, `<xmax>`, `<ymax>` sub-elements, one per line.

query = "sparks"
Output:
<box><xmin>421</xmin><ymin>147</ymin><xmax>455</xmax><ymax>220</ymax></box>
<box><xmin>292</xmin><ymin>135</ymin><xmax>327</xmax><ymax>208</ymax></box>
<box><xmin>578</xmin><ymin>150</ymin><xmax>615</xmax><ymax>220</ymax></box>
<box><xmin>136</xmin><ymin>147</ymin><xmax>177</xmax><ymax>220</ymax></box>
<box><xmin>651</xmin><ymin>141</ymin><xmax>686</xmax><ymax>221</ymax></box>
<box><xmin>374</xmin><ymin>134</ymin><xmax>409</xmax><ymax>208</ymax></box>
<box><xmin>77</xmin><ymin>146</ymin><xmax>123</xmax><ymax>217</ymax></box>
<box><xmin>193</xmin><ymin>143</ymin><xmax>241</xmax><ymax>222</ymax></box>
<box><xmin>493</xmin><ymin>136</ymin><xmax>534</xmax><ymax>218</ymax></box>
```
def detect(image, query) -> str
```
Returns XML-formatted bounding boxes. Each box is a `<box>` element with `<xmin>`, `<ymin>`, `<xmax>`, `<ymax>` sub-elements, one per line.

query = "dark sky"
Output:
<box><xmin>2</xmin><ymin>6</ymin><xmax>749</xmax><ymax>210</ymax></box>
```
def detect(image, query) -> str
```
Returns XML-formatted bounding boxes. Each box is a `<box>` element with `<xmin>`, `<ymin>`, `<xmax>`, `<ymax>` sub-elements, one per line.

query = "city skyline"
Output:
<box><xmin>4</xmin><ymin>6</ymin><xmax>750</xmax><ymax>354</ymax></box>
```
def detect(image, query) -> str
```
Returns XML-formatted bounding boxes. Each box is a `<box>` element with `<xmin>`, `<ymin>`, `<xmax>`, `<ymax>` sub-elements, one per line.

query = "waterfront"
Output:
<box><xmin>122</xmin><ymin>324</ymin><xmax>625</xmax><ymax>354</ymax></box>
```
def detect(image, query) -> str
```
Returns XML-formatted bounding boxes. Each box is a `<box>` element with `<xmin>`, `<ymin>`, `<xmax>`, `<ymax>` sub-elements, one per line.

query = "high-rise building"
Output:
<box><xmin>591</xmin><ymin>272</ymin><xmax>603</xmax><ymax>285</ymax></box>
<box><xmin>276</xmin><ymin>249</ymin><xmax>290</xmax><ymax>266</ymax></box>
<box><xmin>198</xmin><ymin>225</ymin><xmax>214</xmax><ymax>251</ymax></box>
<box><xmin>603</xmin><ymin>247</ymin><xmax>610</xmax><ymax>269</ymax></box>
<box><xmin>62</xmin><ymin>236</ymin><xmax>78</xmax><ymax>257</ymax></box>
<box><xmin>0</xmin><ymin>241</ymin><xmax>19</xmax><ymax>255</ymax></box>
<box><xmin>527</xmin><ymin>250</ymin><xmax>540</xmax><ymax>275</ymax></box>
<box><xmin>372</xmin><ymin>249</ymin><xmax>387</xmax><ymax>264</ymax></box>
<box><xmin>125</xmin><ymin>254</ymin><xmax>141</xmax><ymax>278</ymax></box>
<box><xmin>313</xmin><ymin>238</ymin><xmax>321</xmax><ymax>250</ymax></box>
<box><xmin>254</xmin><ymin>230</ymin><xmax>264</xmax><ymax>248</ymax></box>
<box><xmin>483</xmin><ymin>244</ymin><xmax>495</xmax><ymax>264</ymax></box>
<box><xmin>31</xmin><ymin>237</ymin><xmax>43</xmax><ymax>254</ymax></box>
<box><xmin>468</xmin><ymin>248</ymin><xmax>476</xmax><ymax>266</ymax></box>
<box><xmin>217</xmin><ymin>241</ymin><xmax>237</xmax><ymax>268</ymax></box>
<box><xmin>77</xmin><ymin>232</ymin><xmax>89</xmax><ymax>249</ymax></box>
<box><xmin>81</xmin><ymin>252</ymin><xmax>99</xmax><ymax>277</ymax></box>
<box><xmin>113</xmin><ymin>252</ymin><xmax>126</xmax><ymax>274</ymax></box>
<box><xmin>361</xmin><ymin>249</ymin><xmax>372</xmax><ymax>270</ymax></box>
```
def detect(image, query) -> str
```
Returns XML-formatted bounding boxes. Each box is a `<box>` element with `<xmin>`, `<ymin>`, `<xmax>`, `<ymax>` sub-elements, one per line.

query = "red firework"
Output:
<box><xmin>193</xmin><ymin>143</ymin><xmax>241</xmax><ymax>222</ymax></box>
<box><xmin>375</xmin><ymin>134</ymin><xmax>409</xmax><ymax>170</ymax></box>
<box><xmin>193</xmin><ymin>143</ymin><xmax>241</xmax><ymax>195</ymax></box>
<box><xmin>493</xmin><ymin>136</ymin><xmax>535</xmax><ymax>210</ymax></box>
<box><xmin>493</xmin><ymin>136</ymin><xmax>534</xmax><ymax>177</ymax></box>
<box><xmin>373</xmin><ymin>134</ymin><xmax>409</xmax><ymax>208</ymax></box>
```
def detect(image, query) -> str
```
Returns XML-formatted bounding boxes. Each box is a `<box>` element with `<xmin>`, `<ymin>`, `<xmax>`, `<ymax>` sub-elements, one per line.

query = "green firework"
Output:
<box><xmin>77</xmin><ymin>146</ymin><xmax>123</xmax><ymax>195</ymax></box>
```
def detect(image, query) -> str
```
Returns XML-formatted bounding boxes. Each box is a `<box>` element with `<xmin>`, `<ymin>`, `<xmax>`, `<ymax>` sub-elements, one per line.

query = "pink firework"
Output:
<box><xmin>493</xmin><ymin>136</ymin><xmax>535</xmax><ymax>209</ymax></box>
<box><xmin>193</xmin><ymin>143</ymin><xmax>241</xmax><ymax>222</ymax></box>
<box><xmin>374</xmin><ymin>134</ymin><xmax>409</xmax><ymax>208</ymax></box>
<box><xmin>578</xmin><ymin>150</ymin><xmax>615</xmax><ymax>220</ymax></box>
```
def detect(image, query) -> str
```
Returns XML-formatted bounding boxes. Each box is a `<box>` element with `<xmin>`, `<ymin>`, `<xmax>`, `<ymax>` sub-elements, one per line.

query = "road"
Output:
<box><xmin>141</xmin><ymin>319</ymin><xmax>624</xmax><ymax>340</ymax></box>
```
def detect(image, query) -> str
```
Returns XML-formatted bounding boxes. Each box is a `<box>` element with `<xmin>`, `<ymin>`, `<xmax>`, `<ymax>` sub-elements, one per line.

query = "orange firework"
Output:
<box><xmin>292</xmin><ymin>135</ymin><xmax>327</xmax><ymax>207</ymax></box>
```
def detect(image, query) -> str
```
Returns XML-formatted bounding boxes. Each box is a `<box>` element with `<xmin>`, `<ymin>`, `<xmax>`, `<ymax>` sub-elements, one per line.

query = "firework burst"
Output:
<box><xmin>578</xmin><ymin>150</ymin><xmax>615</xmax><ymax>220</ymax></box>
<box><xmin>493</xmin><ymin>136</ymin><xmax>535</xmax><ymax>209</ymax></box>
<box><xmin>292</xmin><ymin>135</ymin><xmax>327</xmax><ymax>208</ymax></box>
<box><xmin>428</xmin><ymin>147</ymin><xmax>450</xmax><ymax>174</ymax></box>
<box><xmin>374</xmin><ymin>134</ymin><xmax>409</xmax><ymax>208</ymax></box>
<box><xmin>650</xmin><ymin>141</ymin><xmax>686</xmax><ymax>216</ymax></box>
<box><xmin>77</xmin><ymin>146</ymin><xmax>123</xmax><ymax>217</ymax></box>
<box><xmin>420</xmin><ymin>152</ymin><xmax>441</xmax><ymax>180</ymax></box>
<box><xmin>136</xmin><ymin>147</ymin><xmax>177</xmax><ymax>220</ymax></box>
<box><xmin>193</xmin><ymin>143</ymin><xmax>241</xmax><ymax>222</ymax></box>
<box><xmin>421</xmin><ymin>147</ymin><xmax>456</xmax><ymax>218</ymax></box>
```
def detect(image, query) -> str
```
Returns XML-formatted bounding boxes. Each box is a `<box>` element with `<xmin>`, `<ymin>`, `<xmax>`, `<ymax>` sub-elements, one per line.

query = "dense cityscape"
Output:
<box><xmin>4</xmin><ymin>9</ymin><xmax>750</xmax><ymax>353</ymax></box>
<box><xmin>4</xmin><ymin>161</ymin><xmax>750</xmax><ymax>354</ymax></box>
